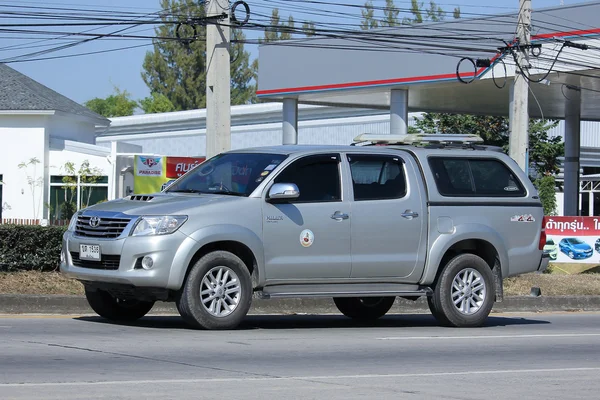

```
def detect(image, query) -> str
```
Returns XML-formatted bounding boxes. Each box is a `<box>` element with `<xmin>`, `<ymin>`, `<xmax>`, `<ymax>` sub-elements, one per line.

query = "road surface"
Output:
<box><xmin>1</xmin><ymin>312</ymin><xmax>600</xmax><ymax>399</ymax></box>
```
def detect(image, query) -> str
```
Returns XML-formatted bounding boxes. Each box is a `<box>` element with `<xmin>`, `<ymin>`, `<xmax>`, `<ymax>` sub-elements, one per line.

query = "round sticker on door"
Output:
<box><xmin>300</xmin><ymin>229</ymin><xmax>314</xmax><ymax>247</ymax></box>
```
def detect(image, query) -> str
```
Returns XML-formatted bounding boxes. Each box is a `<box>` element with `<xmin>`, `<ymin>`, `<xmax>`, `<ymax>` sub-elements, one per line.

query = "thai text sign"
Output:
<box><xmin>544</xmin><ymin>216</ymin><xmax>600</xmax><ymax>263</ymax></box>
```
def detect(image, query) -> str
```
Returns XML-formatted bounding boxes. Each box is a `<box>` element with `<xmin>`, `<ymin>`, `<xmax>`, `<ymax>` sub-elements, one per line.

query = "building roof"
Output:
<box><xmin>256</xmin><ymin>1</ymin><xmax>600</xmax><ymax>121</ymax></box>
<box><xmin>0</xmin><ymin>63</ymin><xmax>109</xmax><ymax>124</ymax></box>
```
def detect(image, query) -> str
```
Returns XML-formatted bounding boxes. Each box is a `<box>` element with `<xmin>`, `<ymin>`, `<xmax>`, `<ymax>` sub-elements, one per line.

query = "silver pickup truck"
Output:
<box><xmin>60</xmin><ymin>133</ymin><xmax>549</xmax><ymax>329</ymax></box>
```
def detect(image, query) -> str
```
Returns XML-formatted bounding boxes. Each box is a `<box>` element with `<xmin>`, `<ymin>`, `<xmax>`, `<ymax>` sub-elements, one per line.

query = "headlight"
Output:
<box><xmin>67</xmin><ymin>213</ymin><xmax>79</xmax><ymax>232</ymax></box>
<box><xmin>131</xmin><ymin>216</ymin><xmax>188</xmax><ymax>237</ymax></box>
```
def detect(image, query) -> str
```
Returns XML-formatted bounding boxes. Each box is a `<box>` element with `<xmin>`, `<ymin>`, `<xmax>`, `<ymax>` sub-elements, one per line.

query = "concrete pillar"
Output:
<box><xmin>563</xmin><ymin>85</ymin><xmax>581</xmax><ymax>216</ymax></box>
<box><xmin>282</xmin><ymin>98</ymin><xmax>298</xmax><ymax>145</ymax></box>
<box><xmin>390</xmin><ymin>89</ymin><xmax>408</xmax><ymax>136</ymax></box>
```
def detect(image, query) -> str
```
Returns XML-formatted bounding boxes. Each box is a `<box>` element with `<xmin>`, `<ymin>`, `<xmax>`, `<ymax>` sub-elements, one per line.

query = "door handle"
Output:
<box><xmin>401</xmin><ymin>210</ymin><xmax>419</xmax><ymax>219</ymax></box>
<box><xmin>331</xmin><ymin>211</ymin><xmax>349</xmax><ymax>221</ymax></box>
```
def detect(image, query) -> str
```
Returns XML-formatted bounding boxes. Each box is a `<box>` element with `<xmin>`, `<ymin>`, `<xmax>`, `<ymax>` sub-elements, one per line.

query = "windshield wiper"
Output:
<box><xmin>208</xmin><ymin>191</ymin><xmax>247</xmax><ymax>197</ymax></box>
<box><xmin>169</xmin><ymin>189</ymin><xmax>203</xmax><ymax>194</ymax></box>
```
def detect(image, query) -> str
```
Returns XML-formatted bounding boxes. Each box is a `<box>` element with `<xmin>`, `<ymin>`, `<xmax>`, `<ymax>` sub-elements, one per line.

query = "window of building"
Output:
<box><xmin>347</xmin><ymin>154</ymin><xmax>407</xmax><ymax>200</ymax></box>
<box><xmin>49</xmin><ymin>175</ymin><xmax>109</xmax><ymax>220</ymax></box>
<box><xmin>273</xmin><ymin>154</ymin><xmax>341</xmax><ymax>202</ymax></box>
<box><xmin>428</xmin><ymin>157</ymin><xmax>526</xmax><ymax>197</ymax></box>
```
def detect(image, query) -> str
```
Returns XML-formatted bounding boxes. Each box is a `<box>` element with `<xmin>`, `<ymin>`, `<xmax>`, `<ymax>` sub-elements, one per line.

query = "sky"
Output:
<box><xmin>0</xmin><ymin>0</ymin><xmax>585</xmax><ymax>106</ymax></box>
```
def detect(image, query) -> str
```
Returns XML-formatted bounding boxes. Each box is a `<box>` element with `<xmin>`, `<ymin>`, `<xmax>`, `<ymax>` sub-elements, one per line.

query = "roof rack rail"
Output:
<box><xmin>351</xmin><ymin>133</ymin><xmax>484</xmax><ymax>146</ymax></box>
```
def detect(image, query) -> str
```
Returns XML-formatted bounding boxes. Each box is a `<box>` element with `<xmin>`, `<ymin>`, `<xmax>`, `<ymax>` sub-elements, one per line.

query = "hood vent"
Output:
<box><xmin>129</xmin><ymin>195</ymin><xmax>154</xmax><ymax>201</ymax></box>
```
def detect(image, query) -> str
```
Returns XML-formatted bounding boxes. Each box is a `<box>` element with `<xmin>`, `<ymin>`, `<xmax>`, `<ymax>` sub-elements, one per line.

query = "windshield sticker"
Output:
<box><xmin>504</xmin><ymin>186</ymin><xmax>519</xmax><ymax>191</ymax></box>
<box><xmin>255</xmin><ymin>176</ymin><xmax>265</xmax><ymax>183</ymax></box>
<box><xmin>300</xmin><ymin>229</ymin><xmax>315</xmax><ymax>247</ymax></box>
<box><xmin>260</xmin><ymin>171</ymin><xmax>270</xmax><ymax>177</ymax></box>
<box><xmin>511</xmin><ymin>214</ymin><xmax>535</xmax><ymax>222</ymax></box>
<box><xmin>264</xmin><ymin>164</ymin><xmax>277</xmax><ymax>171</ymax></box>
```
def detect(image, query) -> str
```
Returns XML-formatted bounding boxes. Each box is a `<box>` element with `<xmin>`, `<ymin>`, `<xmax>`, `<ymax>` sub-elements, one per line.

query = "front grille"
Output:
<box><xmin>70</xmin><ymin>252</ymin><xmax>121</xmax><ymax>270</ymax></box>
<box><xmin>75</xmin><ymin>215</ymin><xmax>131</xmax><ymax>238</ymax></box>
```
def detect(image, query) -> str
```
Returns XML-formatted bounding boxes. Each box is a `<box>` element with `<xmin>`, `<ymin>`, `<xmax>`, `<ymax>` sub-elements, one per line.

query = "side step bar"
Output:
<box><xmin>257</xmin><ymin>284</ymin><xmax>433</xmax><ymax>300</ymax></box>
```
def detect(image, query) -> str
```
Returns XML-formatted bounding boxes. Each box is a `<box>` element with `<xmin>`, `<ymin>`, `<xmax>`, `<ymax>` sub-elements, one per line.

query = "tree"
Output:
<box><xmin>84</xmin><ymin>86</ymin><xmax>138</xmax><ymax>118</ymax></box>
<box><xmin>141</xmin><ymin>0</ymin><xmax>257</xmax><ymax>110</ymax></box>
<box><xmin>260</xmin><ymin>8</ymin><xmax>295</xmax><ymax>43</ymax></box>
<box><xmin>139</xmin><ymin>92</ymin><xmax>176</xmax><ymax>114</ymax></box>
<box><xmin>18</xmin><ymin>157</ymin><xmax>44</xmax><ymax>220</ymax></box>
<box><xmin>302</xmin><ymin>21</ymin><xmax>317</xmax><ymax>37</ymax></box>
<box><xmin>361</xmin><ymin>0</ymin><xmax>460</xmax><ymax>29</ymax></box>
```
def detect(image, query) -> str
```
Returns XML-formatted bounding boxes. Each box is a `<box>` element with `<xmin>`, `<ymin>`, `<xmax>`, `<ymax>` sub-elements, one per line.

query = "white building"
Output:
<box><xmin>0</xmin><ymin>64</ymin><xmax>118</xmax><ymax>222</ymax></box>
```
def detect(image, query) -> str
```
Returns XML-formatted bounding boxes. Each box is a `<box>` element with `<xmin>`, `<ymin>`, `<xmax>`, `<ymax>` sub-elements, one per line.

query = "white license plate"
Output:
<box><xmin>79</xmin><ymin>244</ymin><xmax>101</xmax><ymax>261</ymax></box>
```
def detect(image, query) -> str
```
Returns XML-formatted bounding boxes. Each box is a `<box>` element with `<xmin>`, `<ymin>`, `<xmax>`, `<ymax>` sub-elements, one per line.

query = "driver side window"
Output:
<box><xmin>274</xmin><ymin>154</ymin><xmax>341</xmax><ymax>203</ymax></box>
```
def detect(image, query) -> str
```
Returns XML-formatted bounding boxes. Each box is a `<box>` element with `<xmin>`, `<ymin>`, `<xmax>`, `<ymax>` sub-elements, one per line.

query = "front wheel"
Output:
<box><xmin>428</xmin><ymin>253</ymin><xmax>494</xmax><ymax>328</ymax></box>
<box><xmin>84</xmin><ymin>288</ymin><xmax>155</xmax><ymax>321</ymax></box>
<box><xmin>176</xmin><ymin>251</ymin><xmax>253</xmax><ymax>330</ymax></box>
<box><xmin>333</xmin><ymin>297</ymin><xmax>395</xmax><ymax>321</ymax></box>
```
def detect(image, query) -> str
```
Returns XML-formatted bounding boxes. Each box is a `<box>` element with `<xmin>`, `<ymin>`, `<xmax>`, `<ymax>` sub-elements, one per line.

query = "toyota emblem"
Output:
<box><xmin>89</xmin><ymin>216</ymin><xmax>101</xmax><ymax>228</ymax></box>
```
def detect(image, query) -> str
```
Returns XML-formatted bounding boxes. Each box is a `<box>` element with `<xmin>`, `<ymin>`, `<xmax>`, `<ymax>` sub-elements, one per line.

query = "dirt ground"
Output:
<box><xmin>1</xmin><ymin>270</ymin><xmax>600</xmax><ymax>296</ymax></box>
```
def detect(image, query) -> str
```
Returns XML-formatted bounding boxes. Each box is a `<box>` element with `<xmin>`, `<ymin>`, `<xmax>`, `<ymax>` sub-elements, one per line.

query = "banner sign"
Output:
<box><xmin>166</xmin><ymin>157</ymin><xmax>205</xmax><ymax>179</ymax></box>
<box><xmin>544</xmin><ymin>216</ymin><xmax>600</xmax><ymax>263</ymax></box>
<box><xmin>134</xmin><ymin>155</ymin><xmax>205</xmax><ymax>195</ymax></box>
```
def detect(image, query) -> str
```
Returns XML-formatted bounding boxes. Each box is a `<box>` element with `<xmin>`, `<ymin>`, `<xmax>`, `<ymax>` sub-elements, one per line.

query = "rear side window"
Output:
<box><xmin>428</xmin><ymin>157</ymin><xmax>526</xmax><ymax>197</ymax></box>
<box><xmin>347</xmin><ymin>154</ymin><xmax>407</xmax><ymax>200</ymax></box>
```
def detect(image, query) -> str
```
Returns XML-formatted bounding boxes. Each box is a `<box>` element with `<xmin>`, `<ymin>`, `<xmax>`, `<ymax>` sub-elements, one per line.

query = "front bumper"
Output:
<box><xmin>60</xmin><ymin>229</ymin><xmax>190</xmax><ymax>289</ymax></box>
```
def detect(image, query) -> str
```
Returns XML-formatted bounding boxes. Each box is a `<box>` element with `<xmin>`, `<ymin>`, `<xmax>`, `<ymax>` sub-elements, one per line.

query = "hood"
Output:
<box><xmin>571</xmin><ymin>242</ymin><xmax>591</xmax><ymax>251</ymax></box>
<box><xmin>82</xmin><ymin>193</ymin><xmax>246</xmax><ymax>216</ymax></box>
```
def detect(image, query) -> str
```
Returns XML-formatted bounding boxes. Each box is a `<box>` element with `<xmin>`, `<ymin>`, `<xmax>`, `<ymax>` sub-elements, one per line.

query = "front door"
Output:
<box><xmin>262</xmin><ymin>154</ymin><xmax>352</xmax><ymax>281</ymax></box>
<box><xmin>346</xmin><ymin>153</ymin><xmax>427</xmax><ymax>281</ymax></box>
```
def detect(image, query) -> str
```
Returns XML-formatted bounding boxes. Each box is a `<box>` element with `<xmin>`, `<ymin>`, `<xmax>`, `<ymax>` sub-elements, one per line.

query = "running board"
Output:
<box><xmin>257</xmin><ymin>283</ymin><xmax>433</xmax><ymax>300</ymax></box>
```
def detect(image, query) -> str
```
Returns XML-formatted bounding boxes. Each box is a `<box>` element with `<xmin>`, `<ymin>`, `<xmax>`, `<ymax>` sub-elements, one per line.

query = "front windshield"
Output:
<box><xmin>166</xmin><ymin>152</ymin><xmax>288</xmax><ymax>197</ymax></box>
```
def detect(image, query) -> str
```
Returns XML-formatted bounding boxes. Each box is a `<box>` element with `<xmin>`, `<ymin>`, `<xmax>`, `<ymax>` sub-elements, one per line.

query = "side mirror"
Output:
<box><xmin>267</xmin><ymin>183</ymin><xmax>300</xmax><ymax>202</ymax></box>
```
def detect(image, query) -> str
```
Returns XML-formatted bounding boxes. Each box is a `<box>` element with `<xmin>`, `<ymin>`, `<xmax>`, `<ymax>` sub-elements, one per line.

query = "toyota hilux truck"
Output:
<box><xmin>60</xmin><ymin>133</ymin><xmax>549</xmax><ymax>330</ymax></box>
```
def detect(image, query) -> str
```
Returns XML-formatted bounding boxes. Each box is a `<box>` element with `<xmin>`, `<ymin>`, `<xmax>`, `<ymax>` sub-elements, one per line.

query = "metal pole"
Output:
<box><xmin>390</xmin><ymin>89</ymin><xmax>408</xmax><ymax>136</ymax></box>
<box><xmin>508</xmin><ymin>0</ymin><xmax>531</xmax><ymax>173</ymax></box>
<box><xmin>205</xmin><ymin>0</ymin><xmax>231</xmax><ymax>159</ymax></box>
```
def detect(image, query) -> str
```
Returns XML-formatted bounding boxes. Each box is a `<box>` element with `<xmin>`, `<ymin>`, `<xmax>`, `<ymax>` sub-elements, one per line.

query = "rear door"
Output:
<box><xmin>346</xmin><ymin>152</ymin><xmax>427</xmax><ymax>280</ymax></box>
<box><xmin>262</xmin><ymin>153</ymin><xmax>352</xmax><ymax>281</ymax></box>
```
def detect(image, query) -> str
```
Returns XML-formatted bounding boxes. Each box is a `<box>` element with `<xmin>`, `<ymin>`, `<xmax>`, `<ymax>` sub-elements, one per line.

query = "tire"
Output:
<box><xmin>176</xmin><ymin>251</ymin><xmax>253</xmax><ymax>330</ymax></box>
<box><xmin>428</xmin><ymin>253</ymin><xmax>494</xmax><ymax>328</ymax></box>
<box><xmin>333</xmin><ymin>297</ymin><xmax>395</xmax><ymax>321</ymax></box>
<box><xmin>84</xmin><ymin>288</ymin><xmax>155</xmax><ymax>321</ymax></box>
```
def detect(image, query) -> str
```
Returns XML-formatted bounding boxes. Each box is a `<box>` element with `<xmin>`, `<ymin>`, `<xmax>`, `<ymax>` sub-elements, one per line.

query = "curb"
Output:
<box><xmin>2</xmin><ymin>294</ymin><xmax>600</xmax><ymax>315</ymax></box>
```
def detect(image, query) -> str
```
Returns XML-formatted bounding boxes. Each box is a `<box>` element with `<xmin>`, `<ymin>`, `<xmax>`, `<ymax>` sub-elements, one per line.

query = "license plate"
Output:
<box><xmin>79</xmin><ymin>244</ymin><xmax>101</xmax><ymax>261</ymax></box>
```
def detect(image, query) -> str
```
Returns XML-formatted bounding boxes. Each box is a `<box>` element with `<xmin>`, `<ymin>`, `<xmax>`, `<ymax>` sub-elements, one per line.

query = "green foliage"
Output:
<box><xmin>260</xmin><ymin>8</ymin><xmax>295</xmax><ymax>43</ymax></box>
<box><xmin>302</xmin><ymin>21</ymin><xmax>317</xmax><ymax>36</ymax></box>
<box><xmin>361</xmin><ymin>0</ymin><xmax>460</xmax><ymax>29</ymax></box>
<box><xmin>139</xmin><ymin>92</ymin><xmax>176</xmax><ymax>114</ymax></box>
<box><xmin>141</xmin><ymin>0</ymin><xmax>257</xmax><ymax>110</ymax></box>
<box><xmin>413</xmin><ymin>113</ymin><xmax>564</xmax><ymax>176</ymax></box>
<box><xmin>84</xmin><ymin>86</ymin><xmax>138</xmax><ymax>117</ymax></box>
<box><xmin>0</xmin><ymin>225</ymin><xmax>66</xmax><ymax>272</ymax></box>
<box><xmin>534</xmin><ymin>174</ymin><xmax>558</xmax><ymax>216</ymax></box>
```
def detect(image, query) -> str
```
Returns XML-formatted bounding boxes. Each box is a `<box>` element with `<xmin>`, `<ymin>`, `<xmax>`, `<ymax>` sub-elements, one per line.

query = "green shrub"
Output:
<box><xmin>0</xmin><ymin>225</ymin><xmax>67</xmax><ymax>272</ymax></box>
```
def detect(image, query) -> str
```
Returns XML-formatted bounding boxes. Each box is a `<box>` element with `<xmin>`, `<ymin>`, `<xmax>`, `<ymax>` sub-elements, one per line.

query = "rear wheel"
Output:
<box><xmin>177</xmin><ymin>251</ymin><xmax>253</xmax><ymax>330</ymax></box>
<box><xmin>84</xmin><ymin>288</ymin><xmax>155</xmax><ymax>321</ymax></box>
<box><xmin>333</xmin><ymin>297</ymin><xmax>395</xmax><ymax>321</ymax></box>
<box><xmin>428</xmin><ymin>253</ymin><xmax>494</xmax><ymax>328</ymax></box>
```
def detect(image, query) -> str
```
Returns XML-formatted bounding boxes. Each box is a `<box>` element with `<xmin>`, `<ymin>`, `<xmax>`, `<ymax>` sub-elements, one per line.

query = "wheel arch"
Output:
<box><xmin>168</xmin><ymin>225</ymin><xmax>264</xmax><ymax>290</ymax></box>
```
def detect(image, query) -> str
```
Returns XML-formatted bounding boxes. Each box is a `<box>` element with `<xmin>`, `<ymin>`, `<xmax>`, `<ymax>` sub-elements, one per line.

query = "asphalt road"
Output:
<box><xmin>1</xmin><ymin>312</ymin><xmax>600</xmax><ymax>399</ymax></box>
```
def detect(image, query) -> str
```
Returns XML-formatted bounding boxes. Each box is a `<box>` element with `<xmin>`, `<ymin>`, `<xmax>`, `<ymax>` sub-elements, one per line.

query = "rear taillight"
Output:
<box><xmin>539</xmin><ymin>216</ymin><xmax>547</xmax><ymax>250</ymax></box>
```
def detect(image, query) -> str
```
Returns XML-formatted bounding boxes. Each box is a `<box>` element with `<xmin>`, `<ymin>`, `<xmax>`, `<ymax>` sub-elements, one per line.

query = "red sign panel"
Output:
<box><xmin>166</xmin><ymin>157</ymin><xmax>205</xmax><ymax>179</ymax></box>
<box><xmin>544</xmin><ymin>216</ymin><xmax>600</xmax><ymax>236</ymax></box>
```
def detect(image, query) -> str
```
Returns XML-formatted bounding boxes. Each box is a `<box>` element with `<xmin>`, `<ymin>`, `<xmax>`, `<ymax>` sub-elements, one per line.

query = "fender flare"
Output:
<box><xmin>167</xmin><ymin>225</ymin><xmax>264</xmax><ymax>290</ymax></box>
<box><xmin>420</xmin><ymin>223</ymin><xmax>509</xmax><ymax>286</ymax></box>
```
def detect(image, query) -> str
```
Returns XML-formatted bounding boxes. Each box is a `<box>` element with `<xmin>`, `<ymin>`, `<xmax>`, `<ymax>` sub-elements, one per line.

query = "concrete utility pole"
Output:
<box><xmin>206</xmin><ymin>0</ymin><xmax>231</xmax><ymax>159</ymax></box>
<box><xmin>509</xmin><ymin>0</ymin><xmax>532</xmax><ymax>173</ymax></box>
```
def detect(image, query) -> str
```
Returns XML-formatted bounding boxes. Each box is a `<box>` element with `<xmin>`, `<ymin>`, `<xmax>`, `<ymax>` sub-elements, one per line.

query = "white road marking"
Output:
<box><xmin>377</xmin><ymin>333</ymin><xmax>600</xmax><ymax>340</ymax></box>
<box><xmin>2</xmin><ymin>367</ymin><xmax>600</xmax><ymax>387</ymax></box>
